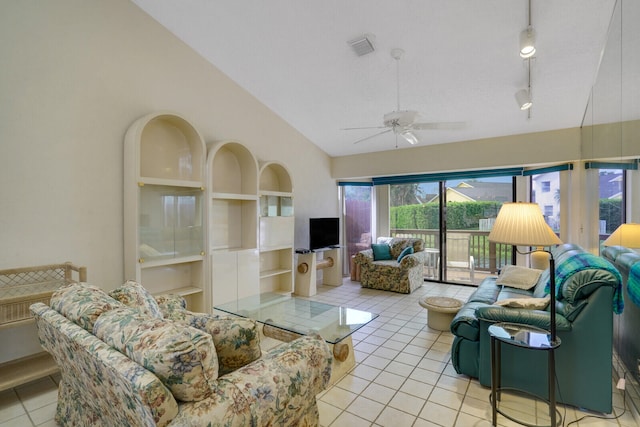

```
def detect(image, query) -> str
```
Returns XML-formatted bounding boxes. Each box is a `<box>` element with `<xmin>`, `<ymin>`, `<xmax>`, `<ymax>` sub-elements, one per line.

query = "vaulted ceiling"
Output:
<box><xmin>132</xmin><ymin>0</ymin><xmax>617</xmax><ymax>157</ymax></box>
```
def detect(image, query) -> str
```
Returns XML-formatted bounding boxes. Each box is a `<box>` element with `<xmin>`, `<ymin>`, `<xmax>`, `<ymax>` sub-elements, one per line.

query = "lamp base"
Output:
<box><xmin>531</xmin><ymin>248</ymin><xmax>550</xmax><ymax>270</ymax></box>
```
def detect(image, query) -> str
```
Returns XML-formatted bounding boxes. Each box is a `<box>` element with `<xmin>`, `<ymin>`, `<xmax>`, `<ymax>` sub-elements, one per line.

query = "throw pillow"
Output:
<box><xmin>371</xmin><ymin>243</ymin><xmax>392</xmax><ymax>261</ymax></box>
<box><xmin>495</xmin><ymin>265</ymin><xmax>543</xmax><ymax>290</ymax></box>
<box><xmin>397</xmin><ymin>246</ymin><xmax>414</xmax><ymax>262</ymax></box>
<box><xmin>110</xmin><ymin>280</ymin><xmax>164</xmax><ymax>319</ymax></box>
<box><xmin>162</xmin><ymin>309</ymin><xmax>262</xmax><ymax>375</ymax></box>
<box><xmin>494</xmin><ymin>296</ymin><xmax>550</xmax><ymax>309</ymax></box>
<box><xmin>94</xmin><ymin>307</ymin><xmax>219</xmax><ymax>402</ymax></box>
<box><xmin>50</xmin><ymin>282</ymin><xmax>122</xmax><ymax>331</ymax></box>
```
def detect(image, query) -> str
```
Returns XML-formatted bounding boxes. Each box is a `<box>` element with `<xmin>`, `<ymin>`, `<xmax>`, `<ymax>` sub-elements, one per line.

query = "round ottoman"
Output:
<box><xmin>419</xmin><ymin>296</ymin><xmax>463</xmax><ymax>331</ymax></box>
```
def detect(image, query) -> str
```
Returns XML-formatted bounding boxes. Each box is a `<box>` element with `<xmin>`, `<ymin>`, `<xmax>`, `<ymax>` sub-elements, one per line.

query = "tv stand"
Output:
<box><xmin>295</xmin><ymin>248</ymin><xmax>342</xmax><ymax>297</ymax></box>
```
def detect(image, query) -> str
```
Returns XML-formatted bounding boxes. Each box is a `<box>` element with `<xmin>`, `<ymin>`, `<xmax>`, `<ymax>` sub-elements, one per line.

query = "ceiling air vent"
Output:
<box><xmin>348</xmin><ymin>34</ymin><xmax>375</xmax><ymax>56</ymax></box>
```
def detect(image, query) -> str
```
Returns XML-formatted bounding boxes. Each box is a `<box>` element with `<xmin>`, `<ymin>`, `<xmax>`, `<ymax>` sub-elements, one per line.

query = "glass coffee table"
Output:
<box><xmin>214</xmin><ymin>292</ymin><xmax>378</xmax><ymax>384</ymax></box>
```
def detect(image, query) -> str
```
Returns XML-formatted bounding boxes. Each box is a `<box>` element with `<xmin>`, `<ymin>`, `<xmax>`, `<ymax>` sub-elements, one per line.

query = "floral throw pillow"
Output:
<box><xmin>93</xmin><ymin>307</ymin><xmax>219</xmax><ymax>402</ymax></box>
<box><xmin>50</xmin><ymin>282</ymin><xmax>122</xmax><ymax>331</ymax></box>
<box><xmin>109</xmin><ymin>280</ymin><xmax>163</xmax><ymax>318</ymax></box>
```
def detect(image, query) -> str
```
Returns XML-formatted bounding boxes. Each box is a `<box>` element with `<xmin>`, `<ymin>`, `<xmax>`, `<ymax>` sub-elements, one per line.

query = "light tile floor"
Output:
<box><xmin>0</xmin><ymin>279</ymin><xmax>637</xmax><ymax>427</ymax></box>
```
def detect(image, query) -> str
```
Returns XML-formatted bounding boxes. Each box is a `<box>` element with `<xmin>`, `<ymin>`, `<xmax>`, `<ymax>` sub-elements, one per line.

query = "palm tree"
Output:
<box><xmin>390</xmin><ymin>184</ymin><xmax>424</xmax><ymax>207</ymax></box>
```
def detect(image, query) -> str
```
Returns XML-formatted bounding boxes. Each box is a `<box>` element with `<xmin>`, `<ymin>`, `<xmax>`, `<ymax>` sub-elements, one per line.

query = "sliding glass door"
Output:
<box><xmin>390</xmin><ymin>181</ymin><xmax>441</xmax><ymax>280</ymax></box>
<box><xmin>442</xmin><ymin>177</ymin><xmax>512</xmax><ymax>284</ymax></box>
<box><xmin>389</xmin><ymin>176</ymin><xmax>514</xmax><ymax>285</ymax></box>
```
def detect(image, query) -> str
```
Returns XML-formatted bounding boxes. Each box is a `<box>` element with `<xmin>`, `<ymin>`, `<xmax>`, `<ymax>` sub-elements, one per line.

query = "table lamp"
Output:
<box><xmin>488</xmin><ymin>202</ymin><xmax>562</xmax><ymax>343</ymax></box>
<box><xmin>603</xmin><ymin>223</ymin><xmax>640</xmax><ymax>249</ymax></box>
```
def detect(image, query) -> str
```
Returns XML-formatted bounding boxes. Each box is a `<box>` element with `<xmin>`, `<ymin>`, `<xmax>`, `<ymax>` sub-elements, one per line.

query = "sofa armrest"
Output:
<box><xmin>174</xmin><ymin>334</ymin><xmax>333</xmax><ymax>426</ymax></box>
<box><xmin>354</xmin><ymin>250</ymin><xmax>373</xmax><ymax>265</ymax></box>
<box><xmin>230</xmin><ymin>333</ymin><xmax>332</xmax><ymax>400</ymax></box>
<box><xmin>399</xmin><ymin>251</ymin><xmax>424</xmax><ymax>269</ymax></box>
<box><xmin>157</xmin><ymin>297</ymin><xmax>262</xmax><ymax>375</ymax></box>
<box><xmin>476</xmin><ymin>305</ymin><xmax>571</xmax><ymax>332</ymax></box>
<box><xmin>400</xmin><ymin>251</ymin><xmax>427</xmax><ymax>269</ymax></box>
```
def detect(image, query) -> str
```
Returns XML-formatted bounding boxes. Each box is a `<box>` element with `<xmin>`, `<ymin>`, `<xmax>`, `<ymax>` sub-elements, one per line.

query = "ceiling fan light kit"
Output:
<box><xmin>400</xmin><ymin>129</ymin><xmax>419</xmax><ymax>145</ymax></box>
<box><xmin>345</xmin><ymin>47</ymin><xmax>465</xmax><ymax>147</ymax></box>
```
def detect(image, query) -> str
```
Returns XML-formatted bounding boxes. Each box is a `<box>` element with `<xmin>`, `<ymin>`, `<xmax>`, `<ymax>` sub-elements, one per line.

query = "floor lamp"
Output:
<box><xmin>603</xmin><ymin>223</ymin><xmax>640</xmax><ymax>249</ymax></box>
<box><xmin>488</xmin><ymin>202</ymin><xmax>562</xmax><ymax>343</ymax></box>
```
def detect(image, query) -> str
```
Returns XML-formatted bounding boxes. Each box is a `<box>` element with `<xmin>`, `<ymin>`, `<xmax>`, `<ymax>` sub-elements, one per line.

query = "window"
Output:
<box><xmin>598</xmin><ymin>169</ymin><xmax>625</xmax><ymax>249</ymax></box>
<box><xmin>544</xmin><ymin>205</ymin><xmax>554</xmax><ymax>218</ymax></box>
<box><xmin>531</xmin><ymin>172</ymin><xmax>560</xmax><ymax>232</ymax></box>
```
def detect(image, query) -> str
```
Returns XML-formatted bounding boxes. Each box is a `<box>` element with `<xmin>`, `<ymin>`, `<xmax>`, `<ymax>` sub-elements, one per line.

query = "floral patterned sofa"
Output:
<box><xmin>30</xmin><ymin>281</ymin><xmax>333</xmax><ymax>427</ymax></box>
<box><xmin>354</xmin><ymin>237</ymin><xmax>427</xmax><ymax>293</ymax></box>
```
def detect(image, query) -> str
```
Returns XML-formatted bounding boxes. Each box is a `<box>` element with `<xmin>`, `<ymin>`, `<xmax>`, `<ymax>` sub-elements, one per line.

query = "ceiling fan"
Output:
<box><xmin>344</xmin><ymin>48</ymin><xmax>465</xmax><ymax>146</ymax></box>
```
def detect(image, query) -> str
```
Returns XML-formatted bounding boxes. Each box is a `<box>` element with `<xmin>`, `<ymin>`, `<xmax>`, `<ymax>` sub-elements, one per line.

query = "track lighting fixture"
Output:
<box><xmin>519</xmin><ymin>25</ymin><xmax>536</xmax><ymax>58</ymax></box>
<box><xmin>515</xmin><ymin>0</ymin><xmax>535</xmax><ymax>112</ymax></box>
<box><xmin>515</xmin><ymin>88</ymin><xmax>532</xmax><ymax>110</ymax></box>
<box><xmin>519</xmin><ymin>0</ymin><xmax>536</xmax><ymax>58</ymax></box>
<box><xmin>515</xmin><ymin>57</ymin><xmax>533</xmax><ymax>111</ymax></box>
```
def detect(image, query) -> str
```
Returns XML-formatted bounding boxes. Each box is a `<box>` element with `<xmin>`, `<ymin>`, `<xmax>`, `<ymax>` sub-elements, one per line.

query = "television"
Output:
<box><xmin>309</xmin><ymin>217</ymin><xmax>339</xmax><ymax>250</ymax></box>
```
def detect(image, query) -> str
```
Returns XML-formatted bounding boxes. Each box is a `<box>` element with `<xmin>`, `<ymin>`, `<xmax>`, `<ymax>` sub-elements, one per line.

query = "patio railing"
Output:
<box><xmin>391</xmin><ymin>228</ymin><xmax>513</xmax><ymax>273</ymax></box>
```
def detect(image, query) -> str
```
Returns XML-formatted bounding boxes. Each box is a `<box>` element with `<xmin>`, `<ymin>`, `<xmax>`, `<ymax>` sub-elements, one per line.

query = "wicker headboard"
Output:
<box><xmin>0</xmin><ymin>262</ymin><xmax>87</xmax><ymax>327</ymax></box>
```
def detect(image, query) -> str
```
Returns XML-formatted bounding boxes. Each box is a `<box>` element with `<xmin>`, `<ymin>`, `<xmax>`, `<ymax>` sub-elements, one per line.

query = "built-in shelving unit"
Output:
<box><xmin>207</xmin><ymin>141</ymin><xmax>260</xmax><ymax>305</ymax></box>
<box><xmin>124</xmin><ymin>112</ymin><xmax>206</xmax><ymax>311</ymax></box>
<box><xmin>259</xmin><ymin>162</ymin><xmax>294</xmax><ymax>294</ymax></box>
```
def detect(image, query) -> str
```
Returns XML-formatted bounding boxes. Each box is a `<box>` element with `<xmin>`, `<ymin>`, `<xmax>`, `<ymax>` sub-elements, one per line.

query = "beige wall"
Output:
<box><xmin>331</xmin><ymin>127</ymin><xmax>583</xmax><ymax>179</ymax></box>
<box><xmin>0</xmin><ymin>0</ymin><xmax>338</xmax><ymax>361</ymax></box>
<box><xmin>0</xmin><ymin>0</ymin><xmax>336</xmax><ymax>281</ymax></box>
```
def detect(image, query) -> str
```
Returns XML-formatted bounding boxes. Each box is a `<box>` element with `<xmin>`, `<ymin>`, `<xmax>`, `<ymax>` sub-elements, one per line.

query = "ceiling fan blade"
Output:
<box><xmin>341</xmin><ymin>125</ymin><xmax>387</xmax><ymax>131</ymax></box>
<box><xmin>412</xmin><ymin>121</ymin><xmax>466</xmax><ymax>130</ymax></box>
<box><xmin>353</xmin><ymin>129</ymin><xmax>392</xmax><ymax>144</ymax></box>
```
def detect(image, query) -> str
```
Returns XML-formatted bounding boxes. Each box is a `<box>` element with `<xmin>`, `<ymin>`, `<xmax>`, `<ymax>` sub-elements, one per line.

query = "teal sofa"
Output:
<box><xmin>450</xmin><ymin>244</ymin><xmax>621</xmax><ymax>413</ymax></box>
<box><xmin>603</xmin><ymin>245</ymin><xmax>640</xmax><ymax>404</ymax></box>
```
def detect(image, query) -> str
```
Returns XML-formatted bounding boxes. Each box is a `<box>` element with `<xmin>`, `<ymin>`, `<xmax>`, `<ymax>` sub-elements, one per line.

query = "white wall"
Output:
<box><xmin>0</xmin><ymin>0</ymin><xmax>337</xmax><ymax>362</ymax></box>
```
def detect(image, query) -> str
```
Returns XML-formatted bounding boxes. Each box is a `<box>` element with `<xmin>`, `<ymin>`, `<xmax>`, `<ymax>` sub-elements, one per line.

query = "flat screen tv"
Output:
<box><xmin>309</xmin><ymin>217</ymin><xmax>339</xmax><ymax>250</ymax></box>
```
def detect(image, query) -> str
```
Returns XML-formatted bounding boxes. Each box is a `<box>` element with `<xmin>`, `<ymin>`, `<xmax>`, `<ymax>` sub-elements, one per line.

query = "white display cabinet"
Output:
<box><xmin>258</xmin><ymin>162</ymin><xmax>294</xmax><ymax>294</ymax></box>
<box><xmin>124</xmin><ymin>112</ymin><xmax>206</xmax><ymax>311</ymax></box>
<box><xmin>207</xmin><ymin>141</ymin><xmax>260</xmax><ymax>305</ymax></box>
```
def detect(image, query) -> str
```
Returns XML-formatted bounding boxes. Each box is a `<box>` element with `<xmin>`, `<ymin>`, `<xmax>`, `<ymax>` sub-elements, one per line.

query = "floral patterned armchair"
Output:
<box><xmin>31</xmin><ymin>281</ymin><xmax>332</xmax><ymax>426</ymax></box>
<box><xmin>354</xmin><ymin>237</ymin><xmax>427</xmax><ymax>294</ymax></box>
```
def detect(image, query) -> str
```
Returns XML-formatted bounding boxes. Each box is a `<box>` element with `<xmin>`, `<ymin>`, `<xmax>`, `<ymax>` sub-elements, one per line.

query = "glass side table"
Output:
<box><xmin>489</xmin><ymin>322</ymin><xmax>561</xmax><ymax>427</ymax></box>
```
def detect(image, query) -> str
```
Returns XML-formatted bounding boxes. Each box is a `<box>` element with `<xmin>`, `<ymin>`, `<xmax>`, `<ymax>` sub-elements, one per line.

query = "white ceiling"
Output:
<box><xmin>131</xmin><ymin>0</ymin><xmax>617</xmax><ymax>157</ymax></box>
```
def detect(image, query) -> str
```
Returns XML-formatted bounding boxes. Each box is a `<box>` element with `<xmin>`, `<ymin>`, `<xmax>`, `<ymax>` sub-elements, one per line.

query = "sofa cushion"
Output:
<box><xmin>494</xmin><ymin>296</ymin><xmax>550</xmax><ymax>309</ymax></box>
<box><xmin>496</xmin><ymin>265</ymin><xmax>542</xmax><ymax>290</ymax></box>
<box><xmin>93</xmin><ymin>307</ymin><xmax>219</xmax><ymax>402</ymax></box>
<box><xmin>466</xmin><ymin>279</ymin><xmax>502</xmax><ymax>304</ymax></box>
<box><xmin>50</xmin><ymin>283</ymin><xmax>122</xmax><ymax>331</ymax></box>
<box><xmin>372</xmin><ymin>243</ymin><xmax>392</xmax><ymax>261</ymax></box>
<box><xmin>397</xmin><ymin>246</ymin><xmax>414</xmax><ymax>262</ymax></box>
<box><xmin>109</xmin><ymin>280</ymin><xmax>163</xmax><ymax>318</ymax></box>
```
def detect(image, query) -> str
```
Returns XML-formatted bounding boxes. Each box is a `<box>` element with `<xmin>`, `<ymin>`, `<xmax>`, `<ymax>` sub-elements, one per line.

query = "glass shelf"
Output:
<box><xmin>139</xmin><ymin>184</ymin><xmax>203</xmax><ymax>263</ymax></box>
<box><xmin>260</xmin><ymin>195</ymin><xmax>293</xmax><ymax>217</ymax></box>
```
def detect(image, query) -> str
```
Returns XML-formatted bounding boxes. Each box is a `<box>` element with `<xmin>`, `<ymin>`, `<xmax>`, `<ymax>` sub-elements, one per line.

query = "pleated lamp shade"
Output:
<box><xmin>603</xmin><ymin>223</ymin><xmax>640</xmax><ymax>248</ymax></box>
<box><xmin>488</xmin><ymin>202</ymin><xmax>562</xmax><ymax>247</ymax></box>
